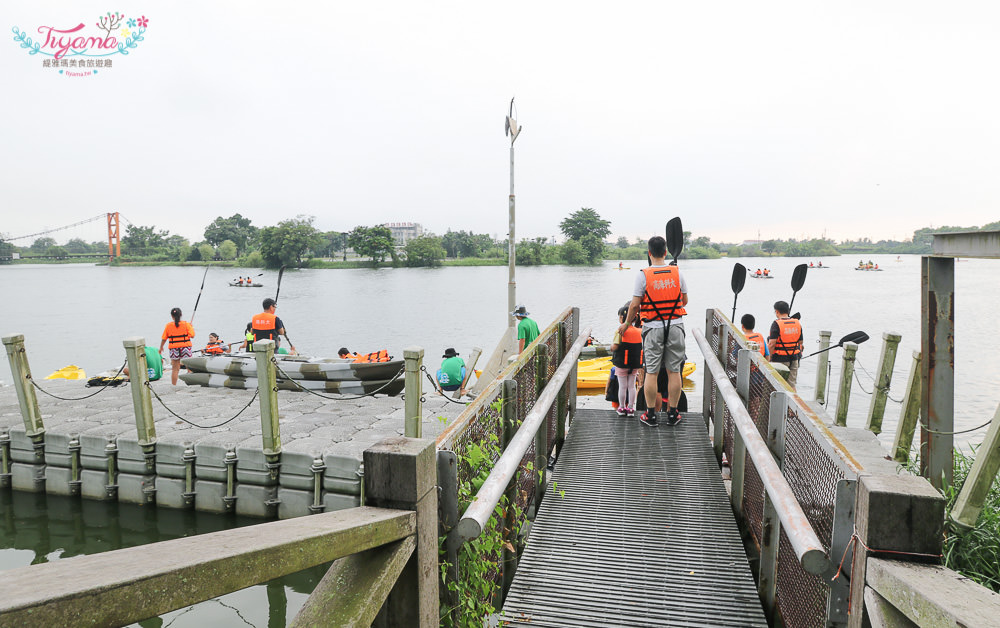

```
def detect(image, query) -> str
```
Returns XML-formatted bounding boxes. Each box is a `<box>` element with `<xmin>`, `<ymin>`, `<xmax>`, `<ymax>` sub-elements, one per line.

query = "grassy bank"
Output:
<box><xmin>942</xmin><ymin>448</ymin><xmax>1000</xmax><ymax>592</ymax></box>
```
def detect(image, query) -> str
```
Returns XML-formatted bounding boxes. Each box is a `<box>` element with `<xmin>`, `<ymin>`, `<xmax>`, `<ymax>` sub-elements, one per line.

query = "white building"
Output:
<box><xmin>383</xmin><ymin>222</ymin><xmax>424</xmax><ymax>246</ymax></box>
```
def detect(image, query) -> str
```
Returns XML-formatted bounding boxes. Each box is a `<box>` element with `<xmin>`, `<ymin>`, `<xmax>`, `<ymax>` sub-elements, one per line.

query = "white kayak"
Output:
<box><xmin>180</xmin><ymin>372</ymin><xmax>404</xmax><ymax>395</ymax></box>
<box><xmin>182</xmin><ymin>355</ymin><xmax>401</xmax><ymax>381</ymax></box>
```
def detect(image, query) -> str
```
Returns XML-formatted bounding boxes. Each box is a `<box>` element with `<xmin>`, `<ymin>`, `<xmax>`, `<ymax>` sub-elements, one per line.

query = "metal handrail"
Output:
<box><xmin>694</xmin><ymin>327</ymin><xmax>831</xmax><ymax>575</ymax></box>
<box><xmin>456</xmin><ymin>327</ymin><xmax>591</xmax><ymax>540</ymax></box>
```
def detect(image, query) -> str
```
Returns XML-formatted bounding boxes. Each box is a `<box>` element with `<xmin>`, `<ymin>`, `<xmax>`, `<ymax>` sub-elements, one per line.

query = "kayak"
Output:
<box><xmin>750</xmin><ymin>275</ymin><xmax>774</xmax><ymax>279</ymax></box>
<box><xmin>616</xmin><ymin>267</ymin><xmax>632</xmax><ymax>270</ymax></box>
<box><xmin>180</xmin><ymin>372</ymin><xmax>404</xmax><ymax>395</ymax></box>
<box><xmin>577</xmin><ymin>360</ymin><xmax>696</xmax><ymax>389</ymax></box>
<box><xmin>229</xmin><ymin>282</ymin><xmax>263</xmax><ymax>287</ymax></box>
<box><xmin>854</xmin><ymin>268</ymin><xmax>883</xmax><ymax>272</ymax></box>
<box><xmin>181</xmin><ymin>355</ymin><xmax>402</xmax><ymax>381</ymax></box>
<box><xmin>579</xmin><ymin>344</ymin><xmax>613</xmax><ymax>359</ymax></box>
<box><xmin>808</xmin><ymin>266</ymin><xmax>830</xmax><ymax>269</ymax></box>
<box><xmin>45</xmin><ymin>365</ymin><xmax>86</xmax><ymax>380</ymax></box>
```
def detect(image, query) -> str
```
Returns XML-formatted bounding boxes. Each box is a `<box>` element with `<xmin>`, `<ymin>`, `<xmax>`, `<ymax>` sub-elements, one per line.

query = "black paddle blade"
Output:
<box><xmin>275</xmin><ymin>265</ymin><xmax>286</xmax><ymax>302</ymax></box>
<box><xmin>665</xmin><ymin>217</ymin><xmax>684</xmax><ymax>260</ymax></box>
<box><xmin>791</xmin><ymin>312</ymin><xmax>801</xmax><ymax>320</ymax></box>
<box><xmin>731</xmin><ymin>264</ymin><xmax>747</xmax><ymax>294</ymax></box>
<box><xmin>791</xmin><ymin>264</ymin><xmax>808</xmax><ymax>292</ymax></box>
<box><xmin>839</xmin><ymin>331</ymin><xmax>869</xmax><ymax>345</ymax></box>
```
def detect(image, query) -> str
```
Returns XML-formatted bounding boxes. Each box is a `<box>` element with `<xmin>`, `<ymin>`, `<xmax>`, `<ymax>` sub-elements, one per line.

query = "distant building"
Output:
<box><xmin>383</xmin><ymin>222</ymin><xmax>424</xmax><ymax>246</ymax></box>
<box><xmin>741</xmin><ymin>239</ymin><xmax>763</xmax><ymax>247</ymax></box>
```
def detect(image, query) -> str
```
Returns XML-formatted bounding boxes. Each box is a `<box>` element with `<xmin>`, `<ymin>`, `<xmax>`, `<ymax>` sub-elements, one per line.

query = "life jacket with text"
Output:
<box><xmin>612</xmin><ymin>326</ymin><xmax>643</xmax><ymax>369</ymax></box>
<box><xmin>252</xmin><ymin>312</ymin><xmax>277</xmax><ymax>342</ymax></box>
<box><xmin>639</xmin><ymin>266</ymin><xmax>686</xmax><ymax>322</ymax></box>
<box><xmin>744</xmin><ymin>331</ymin><xmax>766</xmax><ymax>356</ymax></box>
<box><xmin>165</xmin><ymin>322</ymin><xmax>193</xmax><ymax>349</ymax></box>
<box><xmin>772</xmin><ymin>318</ymin><xmax>803</xmax><ymax>358</ymax></box>
<box><xmin>204</xmin><ymin>341</ymin><xmax>225</xmax><ymax>355</ymax></box>
<box><xmin>353</xmin><ymin>350</ymin><xmax>390</xmax><ymax>363</ymax></box>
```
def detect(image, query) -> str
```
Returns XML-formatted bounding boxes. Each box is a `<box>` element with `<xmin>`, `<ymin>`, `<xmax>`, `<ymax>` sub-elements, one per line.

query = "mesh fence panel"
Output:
<box><xmin>775</xmin><ymin>528</ymin><xmax>827</xmax><ymax>628</ymax></box>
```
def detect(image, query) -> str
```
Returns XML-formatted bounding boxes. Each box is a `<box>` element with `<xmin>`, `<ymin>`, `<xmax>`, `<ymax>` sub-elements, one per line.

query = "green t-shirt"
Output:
<box><xmin>437</xmin><ymin>356</ymin><xmax>466</xmax><ymax>387</ymax></box>
<box><xmin>517</xmin><ymin>317</ymin><xmax>540</xmax><ymax>347</ymax></box>
<box><xmin>144</xmin><ymin>345</ymin><xmax>163</xmax><ymax>381</ymax></box>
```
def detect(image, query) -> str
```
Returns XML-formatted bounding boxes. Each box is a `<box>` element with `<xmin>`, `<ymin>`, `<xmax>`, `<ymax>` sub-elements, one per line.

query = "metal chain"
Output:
<box><xmin>920</xmin><ymin>417</ymin><xmax>996</xmax><ymax>436</ymax></box>
<box><xmin>271</xmin><ymin>358</ymin><xmax>405</xmax><ymax>400</ymax></box>
<box><xmin>852</xmin><ymin>358</ymin><xmax>903</xmax><ymax>403</ymax></box>
<box><xmin>28</xmin><ymin>361</ymin><xmax>128</xmax><ymax>401</ymax></box>
<box><xmin>420</xmin><ymin>365</ymin><xmax>470</xmax><ymax>405</ymax></box>
<box><xmin>146</xmin><ymin>381</ymin><xmax>259</xmax><ymax>428</ymax></box>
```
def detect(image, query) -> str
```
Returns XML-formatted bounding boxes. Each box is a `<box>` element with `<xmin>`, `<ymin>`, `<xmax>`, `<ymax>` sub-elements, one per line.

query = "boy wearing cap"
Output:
<box><xmin>437</xmin><ymin>348</ymin><xmax>467</xmax><ymax>394</ymax></box>
<box><xmin>512</xmin><ymin>305</ymin><xmax>539</xmax><ymax>354</ymax></box>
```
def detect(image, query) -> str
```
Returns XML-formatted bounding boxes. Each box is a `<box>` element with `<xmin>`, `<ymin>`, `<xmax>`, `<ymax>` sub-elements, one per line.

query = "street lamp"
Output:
<box><xmin>505</xmin><ymin>98</ymin><xmax>522</xmax><ymax>327</ymax></box>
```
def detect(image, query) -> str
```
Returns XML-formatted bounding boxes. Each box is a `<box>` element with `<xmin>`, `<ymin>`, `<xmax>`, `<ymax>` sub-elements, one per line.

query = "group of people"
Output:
<box><xmin>808</xmin><ymin>261</ymin><xmax>824</xmax><ymax>267</ymax></box>
<box><xmin>234</xmin><ymin>276</ymin><xmax>255</xmax><ymax>285</ymax></box>
<box><xmin>155</xmin><ymin>298</ymin><xmax>295</xmax><ymax>385</ymax></box>
<box><xmin>754</xmin><ymin>268</ymin><xmax>771</xmax><ymax>276</ymax></box>
<box><xmin>739</xmin><ymin>304</ymin><xmax>804</xmax><ymax>386</ymax></box>
<box><xmin>857</xmin><ymin>260</ymin><xmax>879</xmax><ymax>270</ymax></box>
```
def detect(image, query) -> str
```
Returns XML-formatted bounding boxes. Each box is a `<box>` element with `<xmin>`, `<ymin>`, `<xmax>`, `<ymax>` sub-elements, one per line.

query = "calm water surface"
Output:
<box><xmin>1</xmin><ymin>257</ymin><xmax>998</xmax><ymax>625</ymax></box>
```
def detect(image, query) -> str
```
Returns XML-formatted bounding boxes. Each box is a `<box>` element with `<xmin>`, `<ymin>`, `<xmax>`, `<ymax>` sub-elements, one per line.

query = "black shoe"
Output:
<box><xmin>640</xmin><ymin>411</ymin><xmax>658</xmax><ymax>427</ymax></box>
<box><xmin>666</xmin><ymin>409</ymin><xmax>682</xmax><ymax>426</ymax></box>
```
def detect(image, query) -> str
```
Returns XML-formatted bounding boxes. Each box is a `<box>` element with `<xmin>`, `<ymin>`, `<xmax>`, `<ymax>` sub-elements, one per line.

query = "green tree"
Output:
<box><xmin>404</xmin><ymin>235</ymin><xmax>446</xmax><ymax>267</ymax></box>
<box><xmin>559</xmin><ymin>208</ymin><xmax>611</xmax><ymax>241</ymax></box>
<box><xmin>515</xmin><ymin>237</ymin><xmax>546</xmax><ymax>265</ymax></box>
<box><xmin>45</xmin><ymin>245</ymin><xmax>68</xmax><ymax>258</ymax></box>
<box><xmin>561</xmin><ymin>239</ymin><xmax>587</xmax><ymax>264</ymax></box>
<box><xmin>64</xmin><ymin>238</ymin><xmax>94</xmax><ymax>254</ymax></box>
<box><xmin>29</xmin><ymin>237</ymin><xmax>57</xmax><ymax>254</ymax></box>
<box><xmin>122</xmin><ymin>224</ymin><xmax>169</xmax><ymax>256</ymax></box>
<box><xmin>198</xmin><ymin>243</ymin><xmax>216</xmax><ymax>261</ymax></box>
<box><xmin>348</xmin><ymin>225</ymin><xmax>395</xmax><ymax>265</ymax></box>
<box><xmin>203</xmin><ymin>214</ymin><xmax>258</xmax><ymax>254</ymax></box>
<box><xmin>616</xmin><ymin>236</ymin><xmax>630</xmax><ymax>249</ymax></box>
<box><xmin>761</xmin><ymin>240</ymin><xmax>779</xmax><ymax>254</ymax></box>
<box><xmin>258</xmin><ymin>216</ymin><xmax>321</xmax><ymax>268</ymax></box>
<box><xmin>579</xmin><ymin>233</ymin><xmax>605</xmax><ymax>264</ymax></box>
<box><xmin>218</xmin><ymin>240</ymin><xmax>238</xmax><ymax>260</ymax></box>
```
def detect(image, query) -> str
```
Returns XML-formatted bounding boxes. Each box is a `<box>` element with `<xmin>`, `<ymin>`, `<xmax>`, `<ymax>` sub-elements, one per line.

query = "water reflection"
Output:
<box><xmin>0</xmin><ymin>491</ymin><xmax>327</xmax><ymax>627</ymax></box>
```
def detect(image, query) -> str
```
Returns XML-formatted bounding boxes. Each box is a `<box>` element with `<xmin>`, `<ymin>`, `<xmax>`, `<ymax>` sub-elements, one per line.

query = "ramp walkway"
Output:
<box><xmin>500</xmin><ymin>408</ymin><xmax>767</xmax><ymax>627</ymax></box>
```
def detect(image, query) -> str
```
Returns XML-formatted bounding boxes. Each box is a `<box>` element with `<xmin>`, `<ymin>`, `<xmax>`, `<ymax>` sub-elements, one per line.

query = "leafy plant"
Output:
<box><xmin>941</xmin><ymin>447</ymin><xmax>1000</xmax><ymax>592</ymax></box>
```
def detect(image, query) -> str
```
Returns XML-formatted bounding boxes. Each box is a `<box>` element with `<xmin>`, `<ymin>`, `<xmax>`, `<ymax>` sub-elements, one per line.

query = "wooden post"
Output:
<box><xmin>814</xmin><ymin>330</ymin><xmax>832</xmax><ymax>404</ymax></box>
<box><xmin>951</xmin><ymin>402</ymin><xmax>1000</xmax><ymax>529</ymax></box>
<box><xmin>123</xmin><ymin>338</ymin><xmax>156</xmax><ymax>454</ymax></box>
<box><xmin>454</xmin><ymin>347</ymin><xmax>481</xmax><ymax>400</ymax></box>
<box><xmin>533</xmin><ymin>344</ymin><xmax>549</xmax><ymax>509</ymax></box>
<box><xmin>835</xmin><ymin>342</ymin><xmax>858</xmax><ymax>427</ymax></box>
<box><xmin>892</xmin><ymin>351</ymin><xmax>922</xmax><ymax>463</ymax></box>
<box><xmin>404</xmin><ymin>347</ymin><xmax>424</xmax><ymax>438</ymax></box>
<box><xmin>365</xmin><ymin>437</ymin><xmax>438</xmax><ymax>628</ymax></box>
<box><xmin>848</xmin><ymin>474</ymin><xmax>945</xmax><ymax>628</ymax></box>
<box><xmin>865</xmin><ymin>332</ymin><xmax>902</xmax><ymax>435</ymax></box>
<box><xmin>758</xmin><ymin>391</ymin><xmax>788</xmax><ymax>622</ymax></box>
<box><xmin>252</xmin><ymin>339</ymin><xmax>281</xmax><ymax>477</ymax></box>
<box><xmin>921</xmin><ymin>255</ymin><xmax>955</xmax><ymax>489</ymax></box>
<box><xmin>2</xmin><ymin>335</ymin><xmax>45</xmax><ymax>442</ymax></box>
<box><xmin>501</xmin><ymin>379</ymin><xmax>518</xmax><ymax>597</ymax></box>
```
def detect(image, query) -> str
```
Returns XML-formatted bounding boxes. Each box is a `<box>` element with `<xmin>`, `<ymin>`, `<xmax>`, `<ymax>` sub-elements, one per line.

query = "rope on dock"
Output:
<box><xmin>270</xmin><ymin>359</ymin><xmax>407</xmax><ymax>400</ymax></box>
<box><xmin>28</xmin><ymin>361</ymin><xmax>127</xmax><ymax>401</ymax></box>
<box><xmin>420</xmin><ymin>365</ymin><xmax>470</xmax><ymax>405</ymax></box>
<box><xmin>145</xmin><ymin>382</ymin><xmax>259</xmax><ymax>429</ymax></box>
<box><xmin>852</xmin><ymin>359</ymin><xmax>904</xmax><ymax>403</ymax></box>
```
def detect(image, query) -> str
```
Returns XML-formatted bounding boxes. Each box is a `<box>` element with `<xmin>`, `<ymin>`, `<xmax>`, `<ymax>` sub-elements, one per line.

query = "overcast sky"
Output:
<box><xmin>3</xmin><ymin>1</ymin><xmax>999</xmax><ymax>247</ymax></box>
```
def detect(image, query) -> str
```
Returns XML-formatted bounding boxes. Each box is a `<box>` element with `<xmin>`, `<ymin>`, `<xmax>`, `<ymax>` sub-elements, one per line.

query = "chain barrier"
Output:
<box><xmin>920</xmin><ymin>416</ymin><xmax>996</xmax><ymax>436</ymax></box>
<box><xmin>146</xmin><ymin>381</ymin><xmax>259</xmax><ymax>429</ymax></box>
<box><xmin>852</xmin><ymin>358</ymin><xmax>904</xmax><ymax>403</ymax></box>
<box><xmin>420</xmin><ymin>365</ymin><xmax>470</xmax><ymax>405</ymax></box>
<box><xmin>271</xmin><ymin>358</ymin><xmax>406</xmax><ymax>400</ymax></box>
<box><xmin>28</xmin><ymin>361</ymin><xmax>128</xmax><ymax>401</ymax></box>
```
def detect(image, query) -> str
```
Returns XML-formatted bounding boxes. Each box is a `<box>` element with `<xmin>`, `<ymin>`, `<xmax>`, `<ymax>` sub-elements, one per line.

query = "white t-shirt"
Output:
<box><xmin>632</xmin><ymin>262</ymin><xmax>688</xmax><ymax>328</ymax></box>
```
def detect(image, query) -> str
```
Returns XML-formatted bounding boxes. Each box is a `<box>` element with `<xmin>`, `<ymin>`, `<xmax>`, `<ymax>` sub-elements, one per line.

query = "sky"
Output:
<box><xmin>3</xmin><ymin>1</ymin><xmax>1000</xmax><ymax>247</ymax></box>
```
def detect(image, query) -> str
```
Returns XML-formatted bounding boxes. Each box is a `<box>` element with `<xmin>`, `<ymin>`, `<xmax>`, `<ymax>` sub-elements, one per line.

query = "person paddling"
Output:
<box><xmin>252</xmin><ymin>298</ymin><xmax>296</xmax><ymax>355</ymax></box>
<box><xmin>159</xmin><ymin>307</ymin><xmax>194</xmax><ymax>385</ymax></box>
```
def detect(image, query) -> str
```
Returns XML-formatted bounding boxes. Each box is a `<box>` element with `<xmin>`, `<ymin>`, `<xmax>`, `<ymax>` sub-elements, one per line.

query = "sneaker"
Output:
<box><xmin>666</xmin><ymin>409</ymin><xmax>682</xmax><ymax>426</ymax></box>
<box><xmin>639</xmin><ymin>411</ymin><xmax>658</xmax><ymax>427</ymax></box>
<box><xmin>616</xmin><ymin>407</ymin><xmax>627</xmax><ymax>418</ymax></box>
<box><xmin>626</xmin><ymin>407</ymin><xmax>635</xmax><ymax>417</ymax></box>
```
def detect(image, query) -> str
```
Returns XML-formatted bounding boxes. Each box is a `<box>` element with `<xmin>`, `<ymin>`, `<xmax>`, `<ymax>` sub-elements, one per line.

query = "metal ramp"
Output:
<box><xmin>499</xmin><ymin>409</ymin><xmax>767</xmax><ymax>627</ymax></box>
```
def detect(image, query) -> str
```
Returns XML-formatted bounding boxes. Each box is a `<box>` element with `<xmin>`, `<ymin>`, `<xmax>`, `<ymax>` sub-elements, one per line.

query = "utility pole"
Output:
<box><xmin>505</xmin><ymin>98</ymin><xmax>522</xmax><ymax>328</ymax></box>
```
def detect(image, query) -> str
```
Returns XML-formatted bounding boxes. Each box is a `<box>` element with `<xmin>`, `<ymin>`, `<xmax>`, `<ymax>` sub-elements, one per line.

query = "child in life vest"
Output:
<box><xmin>610</xmin><ymin>304</ymin><xmax>643</xmax><ymax>417</ymax></box>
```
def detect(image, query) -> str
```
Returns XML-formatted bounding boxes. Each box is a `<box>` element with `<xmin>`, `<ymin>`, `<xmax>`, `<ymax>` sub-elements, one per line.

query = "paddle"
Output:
<box><xmin>788</xmin><ymin>263</ymin><xmax>807</xmax><ymax>312</ymax></box>
<box><xmin>802</xmin><ymin>331</ymin><xmax>870</xmax><ymax>358</ymax></box>
<box><xmin>274</xmin><ymin>265</ymin><xmax>286</xmax><ymax>303</ymax></box>
<box><xmin>190</xmin><ymin>266</ymin><xmax>210</xmax><ymax>325</ymax></box>
<box><xmin>660</xmin><ymin>217</ymin><xmax>684</xmax><ymax>411</ymax></box>
<box><xmin>730</xmin><ymin>263</ymin><xmax>747</xmax><ymax>322</ymax></box>
<box><xmin>231</xmin><ymin>272</ymin><xmax>263</xmax><ymax>282</ymax></box>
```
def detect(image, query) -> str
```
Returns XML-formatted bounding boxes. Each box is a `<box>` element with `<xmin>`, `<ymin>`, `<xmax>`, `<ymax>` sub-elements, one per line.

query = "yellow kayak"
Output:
<box><xmin>45</xmin><ymin>365</ymin><xmax>87</xmax><ymax>380</ymax></box>
<box><xmin>577</xmin><ymin>361</ymin><xmax>696</xmax><ymax>389</ymax></box>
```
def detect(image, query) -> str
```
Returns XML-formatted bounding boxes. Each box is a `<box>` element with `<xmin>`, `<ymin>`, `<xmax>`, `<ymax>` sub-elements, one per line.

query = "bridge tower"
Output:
<box><xmin>107</xmin><ymin>212</ymin><xmax>120</xmax><ymax>258</ymax></box>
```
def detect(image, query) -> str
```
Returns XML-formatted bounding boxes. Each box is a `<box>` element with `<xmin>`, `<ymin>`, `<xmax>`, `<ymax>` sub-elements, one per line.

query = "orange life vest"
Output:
<box><xmin>772</xmin><ymin>318</ymin><xmax>803</xmax><ymax>358</ymax></box>
<box><xmin>252</xmin><ymin>312</ymin><xmax>277</xmax><ymax>341</ymax></box>
<box><xmin>639</xmin><ymin>266</ymin><xmax>686</xmax><ymax>322</ymax></box>
<box><xmin>744</xmin><ymin>331</ymin><xmax>766</xmax><ymax>356</ymax></box>
<box><xmin>204</xmin><ymin>341</ymin><xmax>225</xmax><ymax>355</ymax></box>
<box><xmin>613</xmin><ymin>326</ymin><xmax>643</xmax><ymax>369</ymax></box>
<box><xmin>163</xmin><ymin>321</ymin><xmax>194</xmax><ymax>349</ymax></box>
<box><xmin>353</xmin><ymin>349</ymin><xmax>390</xmax><ymax>363</ymax></box>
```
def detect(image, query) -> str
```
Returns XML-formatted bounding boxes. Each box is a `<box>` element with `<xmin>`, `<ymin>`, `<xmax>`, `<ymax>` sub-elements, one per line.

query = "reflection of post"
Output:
<box><xmin>266</xmin><ymin>579</ymin><xmax>287</xmax><ymax>628</ymax></box>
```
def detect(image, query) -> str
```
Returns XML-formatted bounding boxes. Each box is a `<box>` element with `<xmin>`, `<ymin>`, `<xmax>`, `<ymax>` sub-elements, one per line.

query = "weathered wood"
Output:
<box><xmin>365</xmin><ymin>437</ymin><xmax>438</xmax><ymax>628</ymax></box>
<box><xmin>815</xmin><ymin>330</ymin><xmax>832</xmax><ymax>404</ymax></box>
<box><xmin>950</xmin><ymin>401</ymin><xmax>1000</xmax><ymax>528</ymax></box>
<box><xmin>866</xmin><ymin>558</ymin><xmax>1000</xmax><ymax>628</ymax></box>
<box><xmin>0</xmin><ymin>507</ymin><xmax>415</xmax><ymax>627</ymax></box>
<box><xmin>863</xmin><ymin>586</ymin><xmax>918</xmax><ymax>628</ymax></box>
<box><xmin>848</xmin><ymin>474</ymin><xmax>945</xmax><ymax>628</ymax></box>
<box><xmin>404</xmin><ymin>347</ymin><xmax>424</xmax><ymax>438</ymax></box>
<box><xmin>891</xmin><ymin>351</ymin><xmax>922</xmax><ymax>463</ymax></box>
<box><xmin>865</xmin><ymin>332</ymin><xmax>902</xmax><ymax>435</ymax></box>
<box><xmin>252</xmin><ymin>339</ymin><xmax>281</xmax><ymax>458</ymax></box>
<box><xmin>123</xmin><ymin>337</ymin><xmax>155</xmax><ymax>449</ymax></box>
<box><xmin>290</xmin><ymin>536</ymin><xmax>415</xmax><ymax>628</ymax></box>
<box><xmin>921</xmin><ymin>255</ymin><xmax>955</xmax><ymax>489</ymax></box>
<box><xmin>835</xmin><ymin>342</ymin><xmax>858</xmax><ymax>426</ymax></box>
<box><xmin>2</xmin><ymin>335</ymin><xmax>44</xmax><ymax>441</ymax></box>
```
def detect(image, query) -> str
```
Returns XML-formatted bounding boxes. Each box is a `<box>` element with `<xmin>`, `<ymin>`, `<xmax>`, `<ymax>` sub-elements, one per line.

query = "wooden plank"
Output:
<box><xmin>0</xmin><ymin>507</ymin><xmax>414</xmax><ymax>627</ymax></box>
<box><xmin>863</xmin><ymin>586</ymin><xmax>917</xmax><ymax>628</ymax></box>
<box><xmin>290</xmin><ymin>536</ymin><xmax>415</xmax><ymax>628</ymax></box>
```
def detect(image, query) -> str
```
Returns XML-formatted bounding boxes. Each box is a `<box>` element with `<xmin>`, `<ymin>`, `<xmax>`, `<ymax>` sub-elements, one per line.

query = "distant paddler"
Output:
<box><xmin>252</xmin><ymin>298</ymin><xmax>297</xmax><ymax>355</ymax></box>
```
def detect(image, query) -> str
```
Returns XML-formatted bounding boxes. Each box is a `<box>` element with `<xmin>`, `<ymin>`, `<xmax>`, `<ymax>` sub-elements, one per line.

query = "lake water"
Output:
<box><xmin>1</xmin><ymin>256</ymin><xmax>997</xmax><ymax>625</ymax></box>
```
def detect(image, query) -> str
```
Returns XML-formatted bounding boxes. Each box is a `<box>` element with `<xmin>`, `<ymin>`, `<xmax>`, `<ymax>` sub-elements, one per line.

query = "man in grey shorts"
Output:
<box><xmin>618</xmin><ymin>235</ymin><xmax>689</xmax><ymax>427</ymax></box>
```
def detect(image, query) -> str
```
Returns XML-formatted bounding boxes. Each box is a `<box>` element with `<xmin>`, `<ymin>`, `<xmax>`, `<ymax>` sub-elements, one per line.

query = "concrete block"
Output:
<box><xmin>8</xmin><ymin>426</ymin><xmax>37</xmax><ymax>464</ymax></box>
<box><xmin>11</xmin><ymin>462</ymin><xmax>45</xmax><ymax>492</ymax></box>
<box><xmin>118</xmin><ymin>473</ymin><xmax>154</xmax><ymax>505</ymax></box>
<box><xmin>81</xmin><ymin>469</ymin><xmax>113</xmax><ymax>501</ymax></box>
<box><xmin>235</xmin><ymin>483</ymin><xmax>277</xmax><ymax>518</ymax></box>
<box><xmin>236</xmin><ymin>438</ymin><xmax>278</xmax><ymax>486</ymax></box>
<box><xmin>116</xmin><ymin>436</ymin><xmax>151</xmax><ymax>475</ymax></box>
<box><xmin>194</xmin><ymin>479</ymin><xmax>228</xmax><ymax>514</ymax></box>
<box><xmin>45</xmin><ymin>466</ymin><xmax>74</xmax><ymax>496</ymax></box>
<box><xmin>322</xmin><ymin>491</ymin><xmax>361</xmax><ymax>512</ymax></box>
<box><xmin>277</xmin><ymin>487</ymin><xmax>313</xmax><ymax>519</ymax></box>
<box><xmin>155</xmin><ymin>439</ymin><xmax>190</xmax><ymax>480</ymax></box>
<box><xmin>194</xmin><ymin>431</ymin><xmax>251</xmax><ymax>482</ymax></box>
<box><xmin>155</xmin><ymin>477</ymin><xmax>188</xmax><ymax>509</ymax></box>
<box><xmin>857</xmin><ymin>474</ymin><xmax>944</xmax><ymax>556</ymax></box>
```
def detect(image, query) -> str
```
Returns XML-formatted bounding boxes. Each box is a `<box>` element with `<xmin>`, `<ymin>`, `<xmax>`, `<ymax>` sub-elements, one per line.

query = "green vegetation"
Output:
<box><xmin>404</xmin><ymin>235</ymin><xmax>446</xmax><ymax>267</ymax></box>
<box><xmin>942</xmin><ymin>448</ymin><xmax>1000</xmax><ymax>592</ymax></box>
<box><xmin>348</xmin><ymin>225</ymin><xmax>395</xmax><ymax>265</ymax></box>
<box><xmin>559</xmin><ymin>208</ymin><xmax>610</xmax><ymax>264</ymax></box>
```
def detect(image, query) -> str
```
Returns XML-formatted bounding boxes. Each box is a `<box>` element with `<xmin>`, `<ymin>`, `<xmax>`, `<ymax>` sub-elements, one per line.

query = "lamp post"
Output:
<box><xmin>505</xmin><ymin>98</ymin><xmax>522</xmax><ymax>328</ymax></box>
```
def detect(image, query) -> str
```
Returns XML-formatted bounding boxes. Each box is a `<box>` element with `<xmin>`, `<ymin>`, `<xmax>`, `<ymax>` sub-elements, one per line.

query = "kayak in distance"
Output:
<box><xmin>229</xmin><ymin>282</ymin><xmax>264</xmax><ymax>287</ymax></box>
<box><xmin>179</xmin><ymin>372</ymin><xmax>404</xmax><ymax>395</ymax></box>
<box><xmin>750</xmin><ymin>275</ymin><xmax>775</xmax><ymax>279</ymax></box>
<box><xmin>182</xmin><ymin>354</ymin><xmax>402</xmax><ymax>381</ymax></box>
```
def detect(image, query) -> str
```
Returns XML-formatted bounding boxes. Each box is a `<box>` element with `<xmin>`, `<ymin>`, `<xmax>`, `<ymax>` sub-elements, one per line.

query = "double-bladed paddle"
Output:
<box><xmin>190</xmin><ymin>266</ymin><xmax>210</xmax><ymax>325</ymax></box>
<box><xmin>803</xmin><ymin>331</ymin><xmax>869</xmax><ymax>358</ymax></box>
<box><xmin>788</xmin><ymin>263</ymin><xmax>807</xmax><ymax>312</ymax></box>
<box><xmin>274</xmin><ymin>265</ymin><xmax>286</xmax><ymax>303</ymax></box>
<box><xmin>730</xmin><ymin>263</ymin><xmax>747</xmax><ymax>322</ymax></box>
<box><xmin>661</xmin><ymin>218</ymin><xmax>684</xmax><ymax>406</ymax></box>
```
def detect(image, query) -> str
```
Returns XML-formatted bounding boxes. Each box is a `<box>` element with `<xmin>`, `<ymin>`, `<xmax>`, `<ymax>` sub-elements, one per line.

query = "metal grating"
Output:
<box><xmin>775</xmin><ymin>527</ymin><xmax>827</xmax><ymax>628</ymax></box>
<box><xmin>500</xmin><ymin>409</ymin><xmax>767</xmax><ymax>627</ymax></box>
